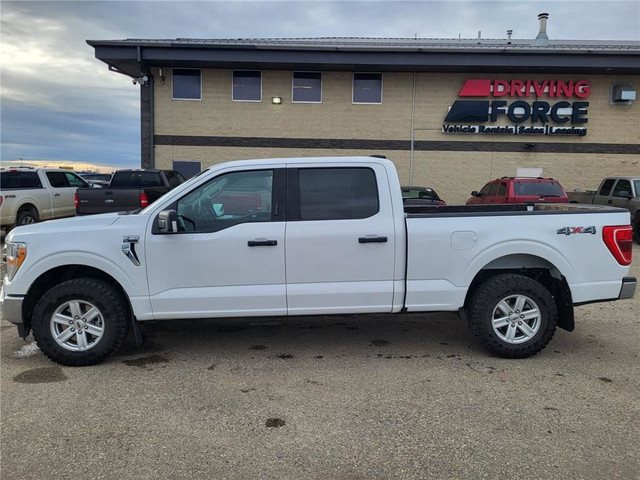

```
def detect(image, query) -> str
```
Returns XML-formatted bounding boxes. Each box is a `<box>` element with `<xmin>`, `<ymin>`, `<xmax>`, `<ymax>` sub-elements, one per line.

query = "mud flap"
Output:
<box><xmin>131</xmin><ymin>317</ymin><xmax>146</xmax><ymax>346</ymax></box>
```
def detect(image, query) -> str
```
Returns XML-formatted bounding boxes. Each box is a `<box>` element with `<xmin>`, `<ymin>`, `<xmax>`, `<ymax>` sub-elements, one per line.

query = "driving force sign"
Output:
<box><xmin>442</xmin><ymin>78</ymin><xmax>590</xmax><ymax>136</ymax></box>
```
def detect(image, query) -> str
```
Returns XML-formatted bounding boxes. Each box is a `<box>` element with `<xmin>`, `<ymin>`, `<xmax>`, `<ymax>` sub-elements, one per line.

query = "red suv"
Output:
<box><xmin>466</xmin><ymin>177</ymin><xmax>569</xmax><ymax>204</ymax></box>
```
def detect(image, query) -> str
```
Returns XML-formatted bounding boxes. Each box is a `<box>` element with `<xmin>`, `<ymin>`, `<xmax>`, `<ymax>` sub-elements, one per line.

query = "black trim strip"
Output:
<box><xmin>155</xmin><ymin>135</ymin><xmax>640</xmax><ymax>155</ymax></box>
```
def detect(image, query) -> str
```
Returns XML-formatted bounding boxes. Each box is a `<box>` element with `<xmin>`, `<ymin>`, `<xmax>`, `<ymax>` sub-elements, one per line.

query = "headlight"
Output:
<box><xmin>3</xmin><ymin>241</ymin><xmax>27</xmax><ymax>282</ymax></box>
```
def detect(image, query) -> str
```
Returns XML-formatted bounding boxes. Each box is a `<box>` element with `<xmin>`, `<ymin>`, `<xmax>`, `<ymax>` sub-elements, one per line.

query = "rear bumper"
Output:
<box><xmin>619</xmin><ymin>277</ymin><xmax>637</xmax><ymax>300</ymax></box>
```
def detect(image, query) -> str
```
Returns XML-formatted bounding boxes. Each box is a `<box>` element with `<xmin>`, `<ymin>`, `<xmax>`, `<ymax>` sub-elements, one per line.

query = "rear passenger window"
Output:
<box><xmin>497</xmin><ymin>183</ymin><xmax>507</xmax><ymax>197</ymax></box>
<box><xmin>0</xmin><ymin>171</ymin><xmax>42</xmax><ymax>189</ymax></box>
<box><xmin>599</xmin><ymin>179</ymin><xmax>616</xmax><ymax>196</ymax></box>
<box><xmin>298</xmin><ymin>168</ymin><xmax>379</xmax><ymax>221</ymax></box>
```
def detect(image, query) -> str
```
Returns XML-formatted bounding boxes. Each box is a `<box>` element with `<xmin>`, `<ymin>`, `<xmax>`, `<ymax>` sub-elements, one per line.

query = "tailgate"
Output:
<box><xmin>76</xmin><ymin>188</ymin><xmax>143</xmax><ymax>215</ymax></box>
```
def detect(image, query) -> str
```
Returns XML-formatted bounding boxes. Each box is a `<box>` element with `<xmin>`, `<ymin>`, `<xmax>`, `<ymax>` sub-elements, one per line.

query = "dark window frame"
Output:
<box><xmin>172</xmin><ymin>68</ymin><xmax>202</xmax><ymax>101</ymax></box>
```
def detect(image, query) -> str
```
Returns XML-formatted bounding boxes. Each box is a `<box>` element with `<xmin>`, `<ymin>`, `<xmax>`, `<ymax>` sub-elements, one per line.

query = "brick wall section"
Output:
<box><xmin>152</xmin><ymin>69</ymin><xmax>640</xmax><ymax>205</ymax></box>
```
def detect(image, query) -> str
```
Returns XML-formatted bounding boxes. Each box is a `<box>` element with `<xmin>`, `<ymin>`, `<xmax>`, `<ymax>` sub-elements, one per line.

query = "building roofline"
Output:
<box><xmin>87</xmin><ymin>37</ymin><xmax>640</xmax><ymax>77</ymax></box>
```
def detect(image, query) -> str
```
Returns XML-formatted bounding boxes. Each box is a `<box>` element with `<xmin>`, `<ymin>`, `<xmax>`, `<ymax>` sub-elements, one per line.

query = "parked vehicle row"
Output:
<box><xmin>0</xmin><ymin>167</ymin><xmax>89</xmax><ymax>229</ymax></box>
<box><xmin>466</xmin><ymin>177</ymin><xmax>569</xmax><ymax>205</ymax></box>
<box><xmin>1</xmin><ymin>156</ymin><xmax>635</xmax><ymax>366</ymax></box>
<box><xmin>567</xmin><ymin>177</ymin><xmax>640</xmax><ymax>244</ymax></box>
<box><xmin>75</xmin><ymin>169</ymin><xmax>186</xmax><ymax>215</ymax></box>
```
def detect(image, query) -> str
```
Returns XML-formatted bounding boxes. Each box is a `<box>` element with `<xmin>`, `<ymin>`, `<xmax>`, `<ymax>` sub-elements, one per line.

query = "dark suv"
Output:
<box><xmin>467</xmin><ymin>177</ymin><xmax>569</xmax><ymax>205</ymax></box>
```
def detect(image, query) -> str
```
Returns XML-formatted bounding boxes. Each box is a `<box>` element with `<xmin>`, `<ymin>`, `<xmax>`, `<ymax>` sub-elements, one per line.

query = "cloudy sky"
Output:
<box><xmin>1</xmin><ymin>0</ymin><xmax>639</xmax><ymax>170</ymax></box>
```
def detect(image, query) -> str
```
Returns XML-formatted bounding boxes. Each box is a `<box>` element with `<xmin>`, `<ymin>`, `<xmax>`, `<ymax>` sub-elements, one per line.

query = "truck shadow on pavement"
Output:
<box><xmin>112</xmin><ymin>312</ymin><xmax>479</xmax><ymax>364</ymax></box>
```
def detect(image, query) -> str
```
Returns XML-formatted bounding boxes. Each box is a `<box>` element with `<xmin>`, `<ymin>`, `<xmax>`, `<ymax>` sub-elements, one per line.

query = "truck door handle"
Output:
<box><xmin>359</xmin><ymin>236</ymin><xmax>388</xmax><ymax>243</ymax></box>
<box><xmin>248</xmin><ymin>239</ymin><xmax>278</xmax><ymax>247</ymax></box>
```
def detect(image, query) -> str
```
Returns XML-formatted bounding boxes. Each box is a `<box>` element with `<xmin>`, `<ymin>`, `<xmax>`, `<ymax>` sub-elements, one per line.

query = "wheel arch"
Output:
<box><xmin>15</xmin><ymin>202</ymin><xmax>39</xmax><ymax>222</ymax></box>
<box><xmin>21</xmin><ymin>265</ymin><xmax>134</xmax><ymax>338</ymax></box>
<box><xmin>463</xmin><ymin>253</ymin><xmax>574</xmax><ymax>332</ymax></box>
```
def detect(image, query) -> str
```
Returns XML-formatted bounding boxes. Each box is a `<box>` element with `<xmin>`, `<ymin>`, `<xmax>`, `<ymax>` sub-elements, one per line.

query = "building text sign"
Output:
<box><xmin>442</xmin><ymin>79</ymin><xmax>589</xmax><ymax>136</ymax></box>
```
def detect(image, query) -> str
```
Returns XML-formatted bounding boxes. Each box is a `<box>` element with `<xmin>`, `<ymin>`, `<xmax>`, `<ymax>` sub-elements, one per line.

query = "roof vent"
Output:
<box><xmin>507</xmin><ymin>29</ymin><xmax>513</xmax><ymax>44</ymax></box>
<box><xmin>535</xmin><ymin>13</ymin><xmax>549</xmax><ymax>46</ymax></box>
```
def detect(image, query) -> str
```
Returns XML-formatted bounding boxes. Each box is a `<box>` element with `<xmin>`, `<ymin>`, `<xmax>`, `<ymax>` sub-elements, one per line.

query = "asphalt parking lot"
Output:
<box><xmin>1</xmin><ymin>243</ymin><xmax>639</xmax><ymax>480</ymax></box>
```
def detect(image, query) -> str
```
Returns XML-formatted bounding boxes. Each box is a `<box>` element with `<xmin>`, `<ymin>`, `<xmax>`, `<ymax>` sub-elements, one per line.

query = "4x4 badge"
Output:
<box><xmin>557</xmin><ymin>226</ymin><xmax>596</xmax><ymax>235</ymax></box>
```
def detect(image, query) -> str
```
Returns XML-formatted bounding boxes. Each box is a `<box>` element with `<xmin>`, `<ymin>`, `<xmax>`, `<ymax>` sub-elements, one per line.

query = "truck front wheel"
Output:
<box><xmin>468</xmin><ymin>274</ymin><xmax>558</xmax><ymax>358</ymax></box>
<box><xmin>32</xmin><ymin>279</ymin><xmax>129</xmax><ymax>366</ymax></box>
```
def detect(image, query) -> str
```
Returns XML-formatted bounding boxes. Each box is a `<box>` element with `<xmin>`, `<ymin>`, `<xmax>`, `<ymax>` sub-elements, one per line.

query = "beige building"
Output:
<box><xmin>88</xmin><ymin>22</ymin><xmax>640</xmax><ymax>204</ymax></box>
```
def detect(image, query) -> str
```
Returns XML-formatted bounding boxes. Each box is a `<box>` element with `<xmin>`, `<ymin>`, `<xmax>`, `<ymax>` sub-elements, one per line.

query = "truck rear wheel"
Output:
<box><xmin>16</xmin><ymin>208</ymin><xmax>39</xmax><ymax>226</ymax></box>
<box><xmin>468</xmin><ymin>274</ymin><xmax>557</xmax><ymax>358</ymax></box>
<box><xmin>32</xmin><ymin>279</ymin><xmax>129</xmax><ymax>366</ymax></box>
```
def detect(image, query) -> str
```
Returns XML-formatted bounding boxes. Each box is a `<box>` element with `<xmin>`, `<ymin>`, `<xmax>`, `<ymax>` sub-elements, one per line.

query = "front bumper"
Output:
<box><xmin>0</xmin><ymin>284</ymin><xmax>24</xmax><ymax>325</ymax></box>
<box><xmin>619</xmin><ymin>277</ymin><xmax>637</xmax><ymax>300</ymax></box>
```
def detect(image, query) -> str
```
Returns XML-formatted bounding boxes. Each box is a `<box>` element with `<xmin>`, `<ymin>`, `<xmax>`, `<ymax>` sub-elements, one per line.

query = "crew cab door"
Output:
<box><xmin>285</xmin><ymin>164</ymin><xmax>396</xmax><ymax>314</ymax></box>
<box><xmin>145</xmin><ymin>167</ymin><xmax>287</xmax><ymax>319</ymax></box>
<box><xmin>45</xmin><ymin>171</ymin><xmax>87</xmax><ymax>218</ymax></box>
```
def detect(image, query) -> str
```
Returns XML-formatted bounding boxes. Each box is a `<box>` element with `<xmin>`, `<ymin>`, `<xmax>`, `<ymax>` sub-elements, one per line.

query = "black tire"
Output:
<box><xmin>633</xmin><ymin>213</ymin><xmax>640</xmax><ymax>245</ymax></box>
<box><xmin>32</xmin><ymin>279</ymin><xmax>130</xmax><ymax>366</ymax></box>
<box><xmin>467</xmin><ymin>274</ymin><xmax>558</xmax><ymax>359</ymax></box>
<box><xmin>16</xmin><ymin>208</ymin><xmax>39</xmax><ymax>226</ymax></box>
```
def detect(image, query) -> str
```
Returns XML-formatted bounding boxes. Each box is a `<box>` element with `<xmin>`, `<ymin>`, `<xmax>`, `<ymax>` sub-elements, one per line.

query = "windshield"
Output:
<box><xmin>514</xmin><ymin>181</ymin><xmax>564</xmax><ymax>197</ymax></box>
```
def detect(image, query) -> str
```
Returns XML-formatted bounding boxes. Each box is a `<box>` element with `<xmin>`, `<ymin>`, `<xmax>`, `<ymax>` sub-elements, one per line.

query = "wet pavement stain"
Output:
<box><xmin>207</xmin><ymin>364</ymin><xmax>217</xmax><ymax>371</ymax></box>
<box><xmin>122</xmin><ymin>354</ymin><xmax>169</xmax><ymax>368</ymax></box>
<box><xmin>13</xmin><ymin>367</ymin><xmax>67</xmax><ymax>384</ymax></box>
<box><xmin>265</xmin><ymin>418</ymin><xmax>286</xmax><ymax>428</ymax></box>
<box><xmin>599</xmin><ymin>377</ymin><xmax>613</xmax><ymax>383</ymax></box>
<box><xmin>314</xmin><ymin>355</ymin><xmax>324</xmax><ymax>359</ymax></box>
<box><xmin>249</xmin><ymin>345</ymin><xmax>267</xmax><ymax>350</ymax></box>
<box><xmin>370</xmin><ymin>339</ymin><xmax>391</xmax><ymax>347</ymax></box>
<box><xmin>277</xmin><ymin>354</ymin><xmax>294</xmax><ymax>359</ymax></box>
<box><xmin>240</xmin><ymin>388</ymin><xmax>257</xmax><ymax>393</ymax></box>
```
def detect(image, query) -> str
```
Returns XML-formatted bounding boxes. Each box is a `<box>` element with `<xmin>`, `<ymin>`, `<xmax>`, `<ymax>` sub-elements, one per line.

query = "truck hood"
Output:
<box><xmin>6</xmin><ymin>213</ymin><xmax>123</xmax><ymax>243</ymax></box>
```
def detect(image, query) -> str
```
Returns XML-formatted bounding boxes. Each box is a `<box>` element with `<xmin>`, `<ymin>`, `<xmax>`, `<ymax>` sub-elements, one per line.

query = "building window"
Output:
<box><xmin>233</xmin><ymin>71</ymin><xmax>262</xmax><ymax>101</ymax></box>
<box><xmin>353</xmin><ymin>73</ymin><xmax>382</xmax><ymax>104</ymax></box>
<box><xmin>172</xmin><ymin>69</ymin><xmax>201</xmax><ymax>100</ymax></box>
<box><xmin>292</xmin><ymin>72</ymin><xmax>322</xmax><ymax>103</ymax></box>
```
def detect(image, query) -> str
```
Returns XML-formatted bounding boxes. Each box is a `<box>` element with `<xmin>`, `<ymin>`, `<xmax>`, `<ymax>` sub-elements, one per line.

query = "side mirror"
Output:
<box><xmin>617</xmin><ymin>190</ymin><xmax>632</xmax><ymax>199</ymax></box>
<box><xmin>157</xmin><ymin>209</ymin><xmax>178</xmax><ymax>233</ymax></box>
<box><xmin>471</xmin><ymin>191</ymin><xmax>480</xmax><ymax>197</ymax></box>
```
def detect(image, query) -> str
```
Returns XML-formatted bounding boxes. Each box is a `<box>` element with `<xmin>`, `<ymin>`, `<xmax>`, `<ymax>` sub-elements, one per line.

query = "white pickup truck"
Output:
<box><xmin>1</xmin><ymin>156</ymin><xmax>636</xmax><ymax>366</ymax></box>
<box><xmin>0</xmin><ymin>167</ymin><xmax>89</xmax><ymax>229</ymax></box>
